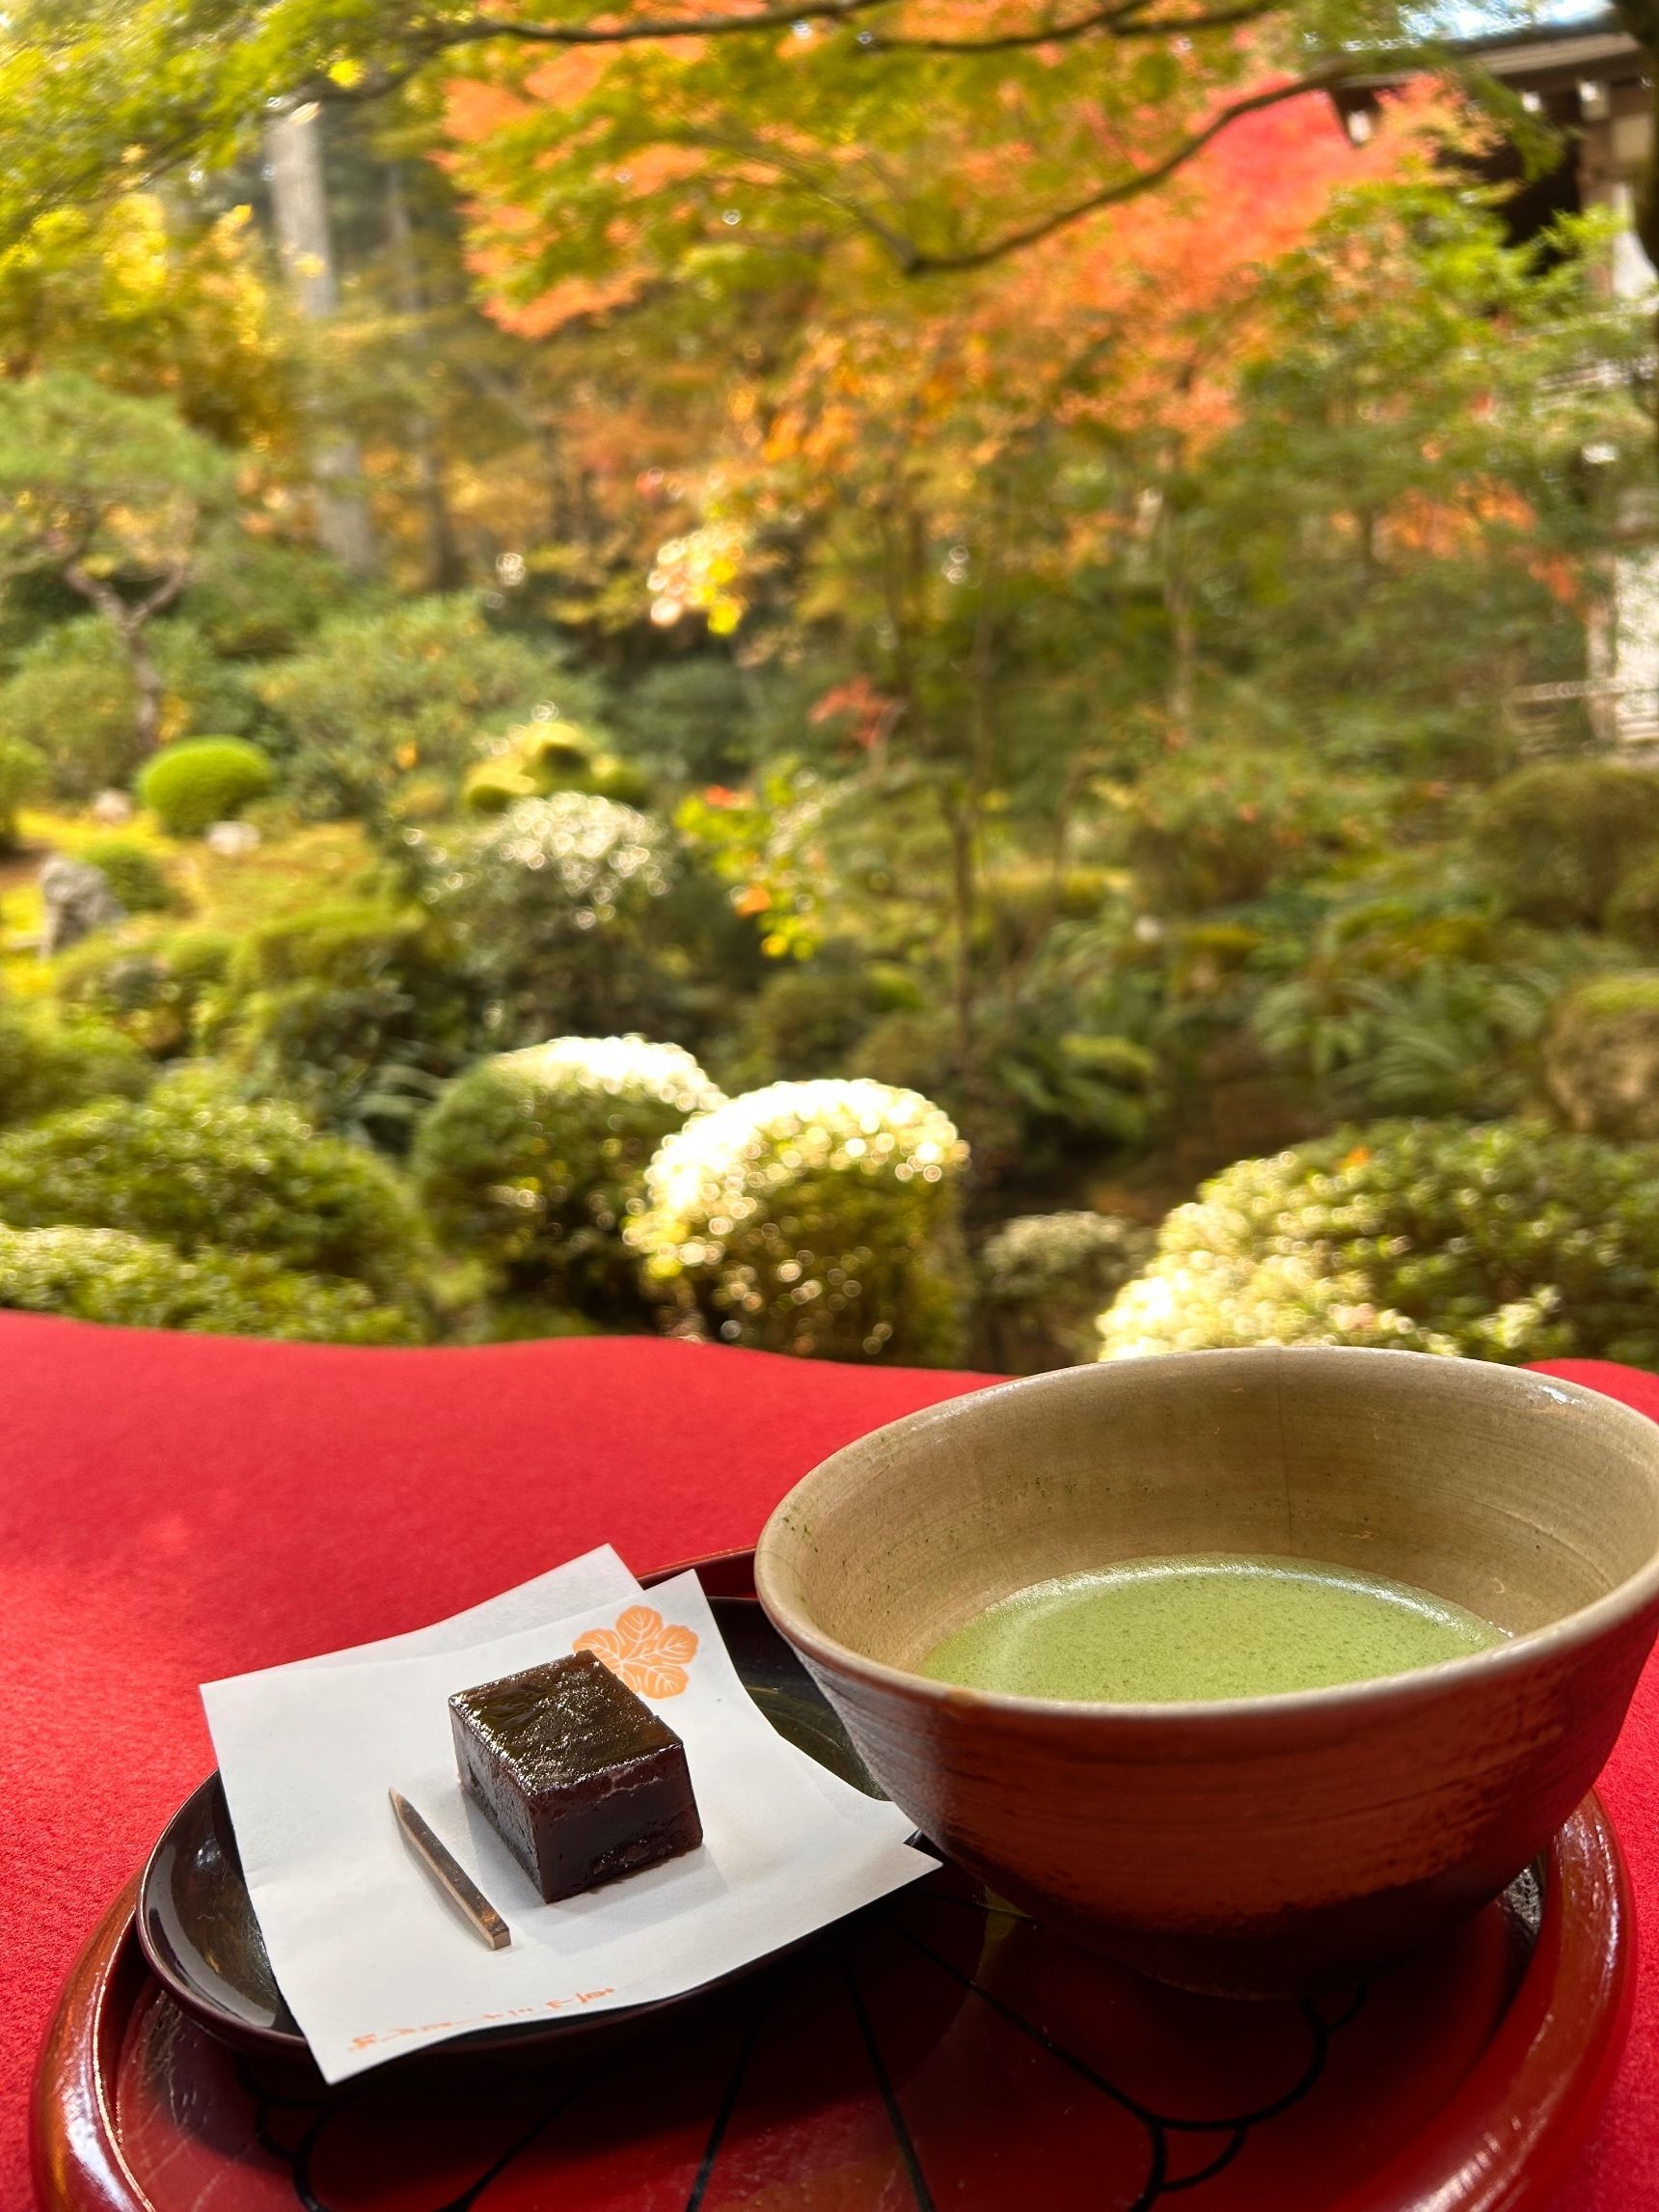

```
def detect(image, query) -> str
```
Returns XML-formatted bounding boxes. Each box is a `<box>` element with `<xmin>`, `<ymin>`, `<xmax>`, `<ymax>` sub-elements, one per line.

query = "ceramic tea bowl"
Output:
<box><xmin>754</xmin><ymin>1348</ymin><xmax>1659</xmax><ymax>1995</ymax></box>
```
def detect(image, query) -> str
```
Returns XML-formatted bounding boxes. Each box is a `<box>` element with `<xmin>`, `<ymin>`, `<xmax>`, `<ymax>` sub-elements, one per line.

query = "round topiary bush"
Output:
<box><xmin>0</xmin><ymin>1000</ymin><xmax>150</xmax><ymax>1130</ymax></box>
<box><xmin>204</xmin><ymin>901</ymin><xmax>470</xmax><ymax>1140</ymax></box>
<box><xmin>407</xmin><ymin>791</ymin><xmax>677</xmax><ymax>1042</ymax></box>
<box><xmin>53</xmin><ymin>924</ymin><xmax>234</xmax><ymax>1056</ymax></box>
<box><xmin>976</xmin><ymin>1211</ymin><xmax>1156</xmax><ymax>1374</ymax></box>
<box><xmin>1100</xmin><ymin>1118</ymin><xmax>1659</xmax><ymax>1367</ymax></box>
<box><xmin>1479</xmin><ymin>760</ymin><xmax>1659</xmax><ymax>929</ymax></box>
<box><xmin>136</xmin><ymin>737</ymin><xmax>276</xmax><ymax>836</ymax></box>
<box><xmin>74</xmin><ymin>833</ymin><xmax>176</xmax><ymax>914</ymax></box>
<box><xmin>0</xmin><ymin>1222</ymin><xmax>423</xmax><ymax>1343</ymax></box>
<box><xmin>413</xmin><ymin>1035</ymin><xmax>725</xmax><ymax>1315</ymax></box>
<box><xmin>1542</xmin><ymin>973</ymin><xmax>1659</xmax><ymax>1141</ymax></box>
<box><xmin>628</xmin><ymin>1078</ymin><xmax>969</xmax><ymax>1363</ymax></box>
<box><xmin>0</xmin><ymin>1067</ymin><xmax>422</xmax><ymax>1294</ymax></box>
<box><xmin>461</xmin><ymin>721</ymin><xmax>649</xmax><ymax>815</ymax></box>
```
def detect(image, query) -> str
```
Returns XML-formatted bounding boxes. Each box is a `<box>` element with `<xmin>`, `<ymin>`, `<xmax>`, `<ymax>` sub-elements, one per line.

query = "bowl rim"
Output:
<box><xmin>753</xmin><ymin>1347</ymin><xmax>1659</xmax><ymax>1726</ymax></box>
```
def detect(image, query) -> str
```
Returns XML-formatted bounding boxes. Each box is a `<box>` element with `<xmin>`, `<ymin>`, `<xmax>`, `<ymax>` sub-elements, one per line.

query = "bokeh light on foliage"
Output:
<box><xmin>415</xmin><ymin>1034</ymin><xmax>725</xmax><ymax>1321</ymax></box>
<box><xmin>1101</xmin><ymin>1120</ymin><xmax>1659</xmax><ymax>1368</ymax></box>
<box><xmin>630</xmin><ymin>1078</ymin><xmax>968</xmax><ymax>1363</ymax></box>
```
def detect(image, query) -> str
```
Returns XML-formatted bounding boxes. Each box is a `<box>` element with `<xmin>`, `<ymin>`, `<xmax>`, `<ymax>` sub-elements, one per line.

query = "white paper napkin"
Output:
<box><xmin>204</xmin><ymin>1568</ymin><xmax>931</xmax><ymax>2081</ymax></box>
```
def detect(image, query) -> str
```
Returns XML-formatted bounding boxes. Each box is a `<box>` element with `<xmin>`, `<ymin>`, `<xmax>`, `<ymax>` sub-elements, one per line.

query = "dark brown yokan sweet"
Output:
<box><xmin>449</xmin><ymin>1651</ymin><xmax>702</xmax><ymax>1904</ymax></box>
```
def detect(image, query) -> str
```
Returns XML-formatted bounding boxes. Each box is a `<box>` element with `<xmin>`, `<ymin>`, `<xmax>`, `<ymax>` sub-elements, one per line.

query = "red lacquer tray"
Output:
<box><xmin>33</xmin><ymin>1555</ymin><xmax>1635</xmax><ymax>2212</ymax></box>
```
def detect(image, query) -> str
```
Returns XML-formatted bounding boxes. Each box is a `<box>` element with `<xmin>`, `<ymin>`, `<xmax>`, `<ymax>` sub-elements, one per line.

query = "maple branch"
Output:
<box><xmin>866</xmin><ymin>0</ymin><xmax>1283</xmax><ymax>53</ymax></box>
<box><xmin>1113</xmin><ymin>3</ymin><xmax>1282</xmax><ymax>40</ymax></box>
<box><xmin>437</xmin><ymin>0</ymin><xmax>891</xmax><ymax>51</ymax></box>
<box><xmin>900</xmin><ymin>65</ymin><xmax>1365</xmax><ymax>274</ymax></box>
<box><xmin>867</xmin><ymin>1</ymin><xmax>1158</xmax><ymax>52</ymax></box>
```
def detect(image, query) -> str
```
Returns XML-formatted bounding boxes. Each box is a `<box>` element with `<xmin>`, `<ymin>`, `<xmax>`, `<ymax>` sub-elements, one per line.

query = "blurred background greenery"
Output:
<box><xmin>2</xmin><ymin>3</ymin><xmax>1659</xmax><ymax>1370</ymax></box>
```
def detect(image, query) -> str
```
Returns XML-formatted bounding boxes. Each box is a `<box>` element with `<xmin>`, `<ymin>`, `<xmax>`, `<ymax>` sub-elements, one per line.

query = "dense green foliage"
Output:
<box><xmin>0</xmin><ymin>732</ymin><xmax>41</xmax><ymax>844</ymax></box>
<box><xmin>631</xmin><ymin>1079</ymin><xmax>968</xmax><ymax>1362</ymax></box>
<box><xmin>1542</xmin><ymin>974</ymin><xmax>1659</xmax><ymax>1142</ymax></box>
<box><xmin>1480</xmin><ymin>762</ymin><xmax>1659</xmax><ymax>930</ymax></box>
<box><xmin>0</xmin><ymin>1069</ymin><xmax>422</xmax><ymax>1293</ymax></box>
<box><xmin>0</xmin><ymin>36</ymin><xmax>1654</xmax><ymax>1363</ymax></box>
<box><xmin>205</xmin><ymin>900</ymin><xmax>468</xmax><ymax>1138</ymax></box>
<box><xmin>0</xmin><ymin>1222</ymin><xmax>422</xmax><ymax>1342</ymax></box>
<box><xmin>137</xmin><ymin>736</ymin><xmax>275</xmax><ymax>833</ymax></box>
<box><xmin>415</xmin><ymin>1035</ymin><xmax>725</xmax><ymax>1314</ymax></box>
<box><xmin>0</xmin><ymin>1000</ymin><xmax>150</xmax><ymax>1129</ymax></box>
<box><xmin>976</xmin><ymin>1211</ymin><xmax>1155</xmax><ymax>1374</ymax></box>
<box><xmin>407</xmin><ymin>793</ymin><xmax>679</xmax><ymax>1044</ymax></box>
<box><xmin>258</xmin><ymin>599</ymin><xmax>582</xmax><ymax>824</ymax></box>
<box><xmin>77</xmin><ymin>833</ymin><xmax>175</xmax><ymax>913</ymax></box>
<box><xmin>1101</xmin><ymin>1122</ymin><xmax>1659</xmax><ymax>1367</ymax></box>
<box><xmin>53</xmin><ymin>924</ymin><xmax>234</xmax><ymax>1055</ymax></box>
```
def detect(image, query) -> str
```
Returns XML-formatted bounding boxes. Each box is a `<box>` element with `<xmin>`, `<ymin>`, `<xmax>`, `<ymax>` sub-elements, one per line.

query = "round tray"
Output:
<box><xmin>33</xmin><ymin>1553</ymin><xmax>1634</xmax><ymax>2212</ymax></box>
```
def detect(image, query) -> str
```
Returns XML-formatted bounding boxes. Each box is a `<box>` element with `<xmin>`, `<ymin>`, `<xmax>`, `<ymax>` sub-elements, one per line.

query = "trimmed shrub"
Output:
<box><xmin>414</xmin><ymin>1035</ymin><xmax>725</xmax><ymax>1314</ymax></box>
<box><xmin>206</xmin><ymin>902</ymin><xmax>470</xmax><ymax>1140</ymax></box>
<box><xmin>0</xmin><ymin>617</ymin><xmax>145</xmax><ymax>798</ymax></box>
<box><xmin>1100</xmin><ymin>1119</ymin><xmax>1659</xmax><ymax>1367</ymax></box>
<box><xmin>976</xmin><ymin>1211</ymin><xmax>1156</xmax><ymax>1374</ymax></box>
<box><xmin>1607</xmin><ymin>856</ymin><xmax>1659</xmax><ymax>949</ymax></box>
<box><xmin>53</xmin><ymin>924</ymin><xmax>233</xmax><ymax>1056</ymax></box>
<box><xmin>137</xmin><ymin>737</ymin><xmax>275</xmax><ymax>835</ymax></box>
<box><xmin>629</xmin><ymin>1078</ymin><xmax>969</xmax><ymax>1363</ymax></box>
<box><xmin>0</xmin><ymin>617</ymin><xmax>263</xmax><ymax>801</ymax></box>
<box><xmin>75</xmin><ymin>834</ymin><xmax>176</xmax><ymax>914</ymax></box>
<box><xmin>721</xmin><ymin>952</ymin><xmax>893</xmax><ymax>1088</ymax></box>
<box><xmin>258</xmin><ymin>596</ymin><xmax>594</xmax><ymax>822</ymax></box>
<box><xmin>0</xmin><ymin>733</ymin><xmax>43</xmax><ymax>847</ymax></box>
<box><xmin>0</xmin><ymin>1068</ymin><xmax>423</xmax><ymax>1294</ymax></box>
<box><xmin>1480</xmin><ymin>760</ymin><xmax>1659</xmax><ymax>929</ymax></box>
<box><xmin>0</xmin><ymin>1223</ymin><xmax>423</xmax><ymax>1344</ymax></box>
<box><xmin>612</xmin><ymin>659</ymin><xmax>755</xmax><ymax>785</ymax></box>
<box><xmin>1123</xmin><ymin>749</ymin><xmax>1380</xmax><ymax>913</ymax></box>
<box><xmin>0</xmin><ymin>1001</ymin><xmax>150</xmax><ymax>1129</ymax></box>
<box><xmin>408</xmin><ymin>793</ymin><xmax>677</xmax><ymax>1043</ymax></box>
<box><xmin>1542</xmin><ymin>973</ymin><xmax>1659</xmax><ymax>1141</ymax></box>
<box><xmin>462</xmin><ymin>721</ymin><xmax>649</xmax><ymax>815</ymax></box>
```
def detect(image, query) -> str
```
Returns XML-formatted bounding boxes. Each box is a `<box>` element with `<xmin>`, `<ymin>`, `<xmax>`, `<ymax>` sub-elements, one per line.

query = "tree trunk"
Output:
<box><xmin>265</xmin><ymin>104</ymin><xmax>377</xmax><ymax>577</ymax></box>
<box><xmin>384</xmin><ymin>162</ymin><xmax>466</xmax><ymax>591</ymax></box>
<box><xmin>63</xmin><ymin>560</ymin><xmax>186</xmax><ymax>753</ymax></box>
<box><xmin>128</xmin><ymin>626</ymin><xmax>165</xmax><ymax>751</ymax></box>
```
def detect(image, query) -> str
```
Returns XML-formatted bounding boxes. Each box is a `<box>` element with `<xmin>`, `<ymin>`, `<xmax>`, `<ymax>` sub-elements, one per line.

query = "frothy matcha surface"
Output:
<box><xmin>919</xmin><ymin>1554</ymin><xmax>1504</xmax><ymax>1703</ymax></box>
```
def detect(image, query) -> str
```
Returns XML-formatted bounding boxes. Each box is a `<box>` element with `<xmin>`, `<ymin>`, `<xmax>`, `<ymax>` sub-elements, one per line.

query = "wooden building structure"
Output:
<box><xmin>1335</xmin><ymin>16</ymin><xmax>1659</xmax><ymax>748</ymax></box>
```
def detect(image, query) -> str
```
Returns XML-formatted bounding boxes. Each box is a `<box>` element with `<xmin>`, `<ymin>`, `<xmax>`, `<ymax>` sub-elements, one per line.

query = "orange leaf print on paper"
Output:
<box><xmin>574</xmin><ymin>1603</ymin><xmax>699</xmax><ymax>1699</ymax></box>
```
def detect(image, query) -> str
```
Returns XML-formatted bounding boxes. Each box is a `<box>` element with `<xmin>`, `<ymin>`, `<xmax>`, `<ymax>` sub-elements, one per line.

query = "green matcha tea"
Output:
<box><xmin>920</xmin><ymin>1554</ymin><xmax>1504</xmax><ymax>1703</ymax></box>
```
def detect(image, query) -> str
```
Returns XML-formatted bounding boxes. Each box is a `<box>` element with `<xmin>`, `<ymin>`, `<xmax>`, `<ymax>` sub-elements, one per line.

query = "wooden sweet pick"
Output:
<box><xmin>389</xmin><ymin>1789</ymin><xmax>511</xmax><ymax>1951</ymax></box>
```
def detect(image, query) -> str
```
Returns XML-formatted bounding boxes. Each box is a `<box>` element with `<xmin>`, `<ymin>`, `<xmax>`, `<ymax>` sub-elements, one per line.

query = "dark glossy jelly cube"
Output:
<box><xmin>449</xmin><ymin>1651</ymin><xmax>702</xmax><ymax>1903</ymax></box>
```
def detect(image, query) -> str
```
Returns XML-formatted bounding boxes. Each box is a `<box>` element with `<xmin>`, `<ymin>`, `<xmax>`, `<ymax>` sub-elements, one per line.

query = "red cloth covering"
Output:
<box><xmin>0</xmin><ymin>1317</ymin><xmax>1652</xmax><ymax>2208</ymax></box>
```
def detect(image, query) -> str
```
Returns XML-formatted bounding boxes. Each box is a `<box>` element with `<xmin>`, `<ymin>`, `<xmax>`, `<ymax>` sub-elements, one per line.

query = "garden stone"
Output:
<box><xmin>90</xmin><ymin>789</ymin><xmax>134</xmax><ymax>825</ymax></box>
<box><xmin>38</xmin><ymin>855</ymin><xmax>125</xmax><ymax>957</ymax></box>
<box><xmin>205</xmin><ymin>820</ymin><xmax>261</xmax><ymax>856</ymax></box>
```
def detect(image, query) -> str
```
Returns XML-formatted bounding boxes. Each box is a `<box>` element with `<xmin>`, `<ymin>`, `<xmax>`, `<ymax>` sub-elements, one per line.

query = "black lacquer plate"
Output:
<box><xmin>138</xmin><ymin>1565</ymin><xmax>884</xmax><ymax>2061</ymax></box>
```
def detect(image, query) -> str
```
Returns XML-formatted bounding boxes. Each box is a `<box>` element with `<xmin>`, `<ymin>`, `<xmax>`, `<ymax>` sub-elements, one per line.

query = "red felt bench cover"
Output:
<box><xmin>1</xmin><ymin>1315</ymin><xmax>1653</xmax><ymax>2207</ymax></box>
